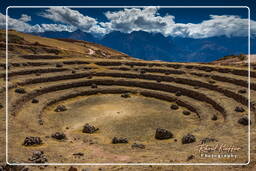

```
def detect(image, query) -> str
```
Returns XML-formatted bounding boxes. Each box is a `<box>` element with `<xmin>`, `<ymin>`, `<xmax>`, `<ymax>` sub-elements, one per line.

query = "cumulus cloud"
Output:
<box><xmin>19</xmin><ymin>14</ymin><xmax>31</xmax><ymax>22</ymax></box>
<box><xmin>1</xmin><ymin>7</ymin><xmax>256</xmax><ymax>38</ymax></box>
<box><xmin>102</xmin><ymin>7</ymin><xmax>256</xmax><ymax>38</ymax></box>
<box><xmin>180</xmin><ymin>15</ymin><xmax>256</xmax><ymax>38</ymax></box>
<box><xmin>40</xmin><ymin>7</ymin><xmax>108</xmax><ymax>34</ymax></box>
<box><xmin>41</xmin><ymin>24</ymin><xmax>77</xmax><ymax>32</ymax></box>
<box><xmin>102</xmin><ymin>7</ymin><xmax>175</xmax><ymax>36</ymax></box>
<box><xmin>0</xmin><ymin>13</ymin><xmax>43</xmax><ymax>32</ymax></box>
<box><xmin>0</xmin><ymin>13</ymin><xmax>77</xmax><ymax>33</ymax></box>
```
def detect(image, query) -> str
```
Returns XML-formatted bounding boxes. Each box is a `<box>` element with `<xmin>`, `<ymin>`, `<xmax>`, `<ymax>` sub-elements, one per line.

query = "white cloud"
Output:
<box><xmin>1</xmin><ymin>7</ymin><xmax>256</xmax><ymax>39</ymax></box>
<box><xmin>102</xmin><ymin>7</ymin><xmax>256</xmax><ymax>38</ymax></box>
<box><xmin>182</xmin><ymin>15</ymin><xmax>256</xmax><ymax>38</ymax></box>
<box><xmin>41</xmin><ymin>24</ymin><xmax>77</xmax><ymax>32</ymax></box>
<box><xmin>102</xmin><ymin>7</ymin><xmax>175</xmax><ymax>36</ymax></box>
<box><xmin>0</xmin><ymin>13</ymin><xmax>77</xmax><ymax>33</ymax></box>
<box><xmin>40</xmin><ymin>7</ymin><xmax>107</xmax><ymax>34</ymax></box>
<box><xmin>0</xmin><ymin>13</ymin><xmax>44</xmax><ymax>32</ymax></box>
<box><xmin>19</xmin><ymin>14</ymin><xmax>31</xmax><ymax>22</ymax></box>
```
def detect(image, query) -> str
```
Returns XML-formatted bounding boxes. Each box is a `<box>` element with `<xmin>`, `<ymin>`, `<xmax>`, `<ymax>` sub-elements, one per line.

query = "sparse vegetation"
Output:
<box><xmin>0</xmin><ymin>30</ymin><xmax>255</xmax><ymax>170</ymax></box>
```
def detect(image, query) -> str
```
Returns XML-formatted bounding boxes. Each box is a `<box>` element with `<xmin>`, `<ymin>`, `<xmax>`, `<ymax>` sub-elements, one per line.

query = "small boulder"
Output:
<box><xmin>112</xmin><ymin>137</ymin><xmax>128</xmax><ymax>144</ymax></box>
<box><xmin>28</xmin><ymin>151</ymin><xmax>47</xmax><ymax>163</ymax></box>
<box><xmin>82</xmin><ymin>123</ymin><xmax>99</xmax><ymax>134</ymax></box>
<box><xmin>68</xmin><ymin>166</ymin><xmax>78</xmax><ymax>171</ymax></box>
<box><xmin>140</xmin><ymin>70</ymin><xmax>146</xmax><ymax>74</ymax></box>
<box><xmin>182</xmin><ymin>110</ymin><xmax>190</xmax><ymax>115</ymax></box>
<box><xmin>31</xmin><ymin>98</ymin><xmax>39</xmax><ymax>103</ymax></box>
<box><xmin>175</xmin><ymin>91</ymin><xmax>182</xmax><ymax>96</ymax></box>
<box><xmin>155</xmin><ymin>128</ymin><xmax>173</xmax><ymax>140</ymax></box>
<box><xmin>73</xmin><ymin>152</ymin><xmax>84</xmax><ymax>158</ymax></box>
<box><xmin>131</xmin><ymin>143</ymin><xmax>145</xmax><ymax>149</ymax></box>
<box><xmin>170</xmin><ymin>104</ymin><xmax>179</xmax><ymax>110</ymax></box>
<box><xmin>235</xmin><ymin>106</ymin><xmax>245</xmax><ymax>112</ymax></box>
<box><xmin>238</xmin><ymin>89</ymin><xmax>246</xmax><ymax>94</ymax></box>
<box><xmin>23</xmin><ymin>136</ymin><xmax>42</xmax><ymax>146</ymax></box>
<box><xmin>56</xmin><ymin>63</ymin><xmax>63</xmax><ymax>68</ymax></box>
<box><xmin>194</xmin><ymin>86</ymin><xmax>200</xmax><ymax>89</ymax></box>
<box><xmin>186</xmin><ymin>155</ymin><xmax>194</xmax><ymax>161</ymax></box>
<box><xmin>211</xmin><ymin>115</ymin><xmax>218</xmax><ymax>121</ymax></box>
<box><xmin>91</xmin><ymin>84</ymin><xmax>97</xmax><ymax>88</ymax></box>
<box><xmin>0</xmin><ymin>103</ymin><xmax>3</xmax><ymax>109</ymax></box>
<box><xmin>121</xmin><ymin>93</ymin><xmax>131</xmax><ymax>98</ymax></box>
<box><xmin>238</xmin><ymin>116</ymin><xmax>251</xmax><ymax>126</ymax></box>
<box><xmin>51</xmin><ymin>132</ymin><xmax>66</xmax><ymax>140</ymax></box>
<box><xmin>208</xmin><ymin>80</ymin><xmax>215</xmax><ymax>84</ymax></box>
<box><xmin>182</xmin><ymin>134</ymin><xmax>196</xmax><ymax>144</ymax></box>
<box><xmin>15</xmin><ymin>88</ymin><xmax>26</xmax><ymax>94</ymax></box>
<box><xmin>54</xmin><ymin>105</ymin><xmax>67</xmax><ymax>112</ymax></box>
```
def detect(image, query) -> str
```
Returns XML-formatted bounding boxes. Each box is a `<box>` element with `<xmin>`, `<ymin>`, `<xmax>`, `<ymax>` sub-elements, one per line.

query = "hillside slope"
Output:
<box><xmin>0</xmin><ymin>29</ymin><xmax>132</xmax><ymax>60</ymax></box>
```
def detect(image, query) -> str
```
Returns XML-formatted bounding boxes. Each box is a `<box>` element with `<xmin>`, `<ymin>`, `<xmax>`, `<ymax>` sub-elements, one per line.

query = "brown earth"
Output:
<box><xmin>0</xmin><ymin>30</ymin><xmax>255</xmax><ymax>170</ymax></box>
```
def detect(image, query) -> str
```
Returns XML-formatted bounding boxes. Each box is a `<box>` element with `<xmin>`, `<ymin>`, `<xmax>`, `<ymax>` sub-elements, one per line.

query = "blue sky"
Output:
<box><xmin>0</xmin><ymin>0</ymin><xmax>255</xmax><ymax>39</ymax></box>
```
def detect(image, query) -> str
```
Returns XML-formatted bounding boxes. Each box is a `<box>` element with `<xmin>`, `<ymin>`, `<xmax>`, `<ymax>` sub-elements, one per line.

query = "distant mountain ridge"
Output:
<box><xmin>33</xmin><ymin>30</ymin><xmax>252</xmax><ymax>62</ymax></box>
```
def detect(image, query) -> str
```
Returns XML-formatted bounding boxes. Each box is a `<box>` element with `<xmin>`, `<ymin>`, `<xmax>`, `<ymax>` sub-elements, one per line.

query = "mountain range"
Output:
<box><xmin>33</xmin><ymin>30</ymin><xmax>253</xmax><ymax>62</ymax></box>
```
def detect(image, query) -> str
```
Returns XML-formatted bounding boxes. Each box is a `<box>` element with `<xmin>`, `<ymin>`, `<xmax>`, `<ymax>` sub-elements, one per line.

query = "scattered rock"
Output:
<box><xmin>28</xmin><ymin>151</ymin><xmax>47</xmax><ymax>163</ymax></box>
<box><xmin>186</xmin><ymin>155</ymin><xmax>194</xmax><ymax>161</ymax></box>
<box><xmin>182</xmin><ymin>110</ymin><xmax>190</xmax><ymax>115</ymax></box>
<box><xmin>208</xmin><ymin>80</ymin><xmax>216</xmax><ymax>84</ymax></box>
<box><xmin>131</xmin><ymin>143</ymin><xmax>145</xmax><ymax>149</ymax></box>
<box><xmin>211</xmin><ymin>115</ymin><xmax>218</xmax><ymax>121</ymax></box>
<box><xmin>73</xmin><ymin>152</ymin><xmax>84</xmax><ymax>157</ymax></box>
<box><xmin>140</xmin><ymin>69</ymin><xmax>146</xmax><ymax>74</ymax></box>
<box><xmin>23</xmin><ymin>136</ymin><xmax>43</xmax><ymax>146</ymax></box>
<box><xmin>91</xmin><ymin>84</ymin><xmax>97</xmax><ymax>88</ymax></box>
<box><xmin>182</xmin><ymin>134</ymin><xmax>196</xmax><ymax>144</ymax></box>
<box><xmin>112</xmin><ymin>137</ymin><xmax>128</xmax><ymax>144</ymax></box>
<box><xmin>51</xmin><ymin>132</ymin><xmax>66</xmax><ymax>140</ymax></box>
<box><xmin>201</xmin><ymin>137</ymin><xmax>218</xmax><ymax>144</ymax></box>
<box><xmin>54</xmin><ymin>105</ymin><xmax>67</xmax><ymax>112</ymax></box>
<box><xmin>56</xmin><ymin>63</ymin><xmax>63</xmax><ymax>68</ymax></box>
<box><xmin>121</xmin><ymin>92</ymin><xmax>131</xmax><ymax>98</ymax></box>
<box><xmin>35</xmin><ymin>73</ymin><xmax>41</xmax><ymax>76</ymax></box>
<box><xmin>31</xmin><ymin>98</ymin><xmax>39</xmax><ymax>103</ymax></box>
<box><xmin>15</xmin><ymin>88</ymin><xmax>26</xmax><ymax>94</ymax></box>
<box><xmin>71</xmin><ymin>70</ymin><xmax>76</xmax><ymax>74</ymax></box>
<box><xmin>38</xmin><ymin>119</ymin><xmax>43</xmax><ymax>125</ymax></box>
<box><xmin>0</xmin><ymin>165</ymin><xmax>28</xmax><ymax>171</ymax></box>
<box><xmin>82</xmin><ymin>123</ymin><xmax>99</xmax><ymax>134</ymax></box>
<box><xmin>235</xmin><ymin>106</ymin><xmax>245</xmax><ymax>112</ymax></box>
<box><xmin>155</xmin><ymin>128</ymin><xmax>173</xmax><ymax>140</ymax></box>
<box><xmin>194</xmin><ymin>86</ymin><xmax>200</xmax><ymax>89</ymax></box>
<box><xmin>87</xmin><ymin>75</ymin><xmax>93</xmax><ymax>79</ymax></box>
<box><xmin>175</xmin><ymin>91</ymin><xmax>182</xmax><ymax>96</ymax></box>
<box><xmin>238</xmin><ymin>116</ymin><xmax>251</xmax><ymax>126</ymax></box>
<box><xmin>68</xmin><ymin>166</ymin><xmax>78</xmax><ymax>171</ymax></box>
<box><xmin>238</xmin><ymin>89</ymin><xmax>247</xmax><ymax>94</ymax></box>
<box><xmin>170</xmin><ymin>104</ymin><xmax>179</xmax><ymax>110</ymax></box>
